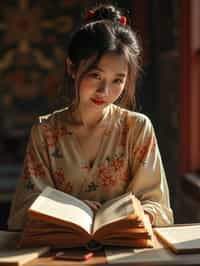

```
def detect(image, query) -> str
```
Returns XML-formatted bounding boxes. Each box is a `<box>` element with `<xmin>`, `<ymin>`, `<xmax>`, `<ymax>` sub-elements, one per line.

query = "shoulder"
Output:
<box><xmin>111</xmin><ymin>104</ymin><xmax>153</xmax><ymax>131</ymax></box>
<box><xmin>127</xmin><ymin>111</ymin><xmax>153</xmax><ymax>132</ymax></box>
<box><xmin>38</xmin><ymin>107</ymin><xmax>69</xmax><ymax>125</ymax></box>
<box><xmin>30</xmin><ymin>107</ymin><xmax>69</xmax><ymax>137</ymax></box>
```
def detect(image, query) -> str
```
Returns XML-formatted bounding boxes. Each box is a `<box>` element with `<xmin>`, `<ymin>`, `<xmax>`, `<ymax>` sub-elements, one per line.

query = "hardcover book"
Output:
<box><xmin>20</xmin><ymin>187</ymin><xmax>153</xmax><ymax>249</ymax></box>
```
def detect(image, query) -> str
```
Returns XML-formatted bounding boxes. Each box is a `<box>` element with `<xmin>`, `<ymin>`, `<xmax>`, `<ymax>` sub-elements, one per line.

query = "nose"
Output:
<box><xmin>97</xmin><ymin>80</ymin><xmax>109</xmax><ymax>96</ymax></box>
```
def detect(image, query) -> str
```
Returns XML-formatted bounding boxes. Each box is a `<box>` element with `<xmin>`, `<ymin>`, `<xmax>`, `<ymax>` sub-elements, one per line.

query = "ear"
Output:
<box><xmin>65</xmin><ymin>57</ymin><xmax>76</xmax><ymax>78</ymax></box>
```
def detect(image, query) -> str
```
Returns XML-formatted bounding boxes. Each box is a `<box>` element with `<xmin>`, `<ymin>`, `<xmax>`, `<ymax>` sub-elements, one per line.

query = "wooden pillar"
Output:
<box><xmin>179</xmin><ymin>0</ymin><xmax>200</xmax><ymax>174</ymax></box>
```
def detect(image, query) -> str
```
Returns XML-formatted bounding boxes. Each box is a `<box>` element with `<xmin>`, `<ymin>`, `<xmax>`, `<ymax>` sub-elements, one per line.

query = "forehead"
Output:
<box><xmin>96</xmin><ymin>52</ymin><xmax>128</xmax><ymax>74</ymax></box>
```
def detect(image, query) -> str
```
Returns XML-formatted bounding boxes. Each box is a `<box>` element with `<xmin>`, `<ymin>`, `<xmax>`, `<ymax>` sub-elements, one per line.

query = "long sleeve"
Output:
<box><xmin>8</xmin><ymin>121</ymin><xmax>55</xmax><ymax>230</ymax></box>
<box><xmin>126</xmin><ymin>114</ymin><xmax>174</xmax><ymax>226</ymax></box>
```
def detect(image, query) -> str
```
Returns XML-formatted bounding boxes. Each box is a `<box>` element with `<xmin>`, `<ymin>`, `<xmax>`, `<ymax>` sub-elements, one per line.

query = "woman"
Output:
<box><xmin>8</xmin><ymin>4</ymin><xmax>173</xmax><ymax>230</ymax></box>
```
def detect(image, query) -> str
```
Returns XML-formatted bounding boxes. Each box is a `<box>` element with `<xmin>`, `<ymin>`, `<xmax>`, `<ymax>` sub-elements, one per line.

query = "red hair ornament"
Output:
<box><xmin>85</xmin><ymin>9</ymin><xmax>95</xmax><ymax>21</ymax></box>
<box><xmin>85</xmin><ymin>10</ymin><xmax>127</xmax><ymax>26</ymax></box>
<box><xmin>120</xmin><ymin>16</ymin><xmax>127</xmax><ymax>26</ymax></box>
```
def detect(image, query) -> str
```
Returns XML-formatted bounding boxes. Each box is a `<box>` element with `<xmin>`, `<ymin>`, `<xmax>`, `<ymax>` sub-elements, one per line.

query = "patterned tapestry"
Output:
<box><xmin>0</xmin><ymin>0</ymin><xmax>85</xmax><ymax>163</ymax></box>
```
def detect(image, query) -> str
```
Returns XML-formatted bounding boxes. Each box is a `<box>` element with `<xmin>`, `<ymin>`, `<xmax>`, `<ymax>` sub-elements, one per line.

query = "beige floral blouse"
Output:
<box><xmin>8</xmin><ymin>104</ymin><xmax>173</xmax><ymax>229</ymax></box>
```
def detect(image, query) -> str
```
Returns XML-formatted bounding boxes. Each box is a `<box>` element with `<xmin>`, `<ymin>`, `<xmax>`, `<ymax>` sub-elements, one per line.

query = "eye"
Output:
<box><xmin>88</xmin><ymin>72</ymin><xmax>101</xmax><ymax>80</ymax></box>
<box><xmin>113</xmin><ymin>78</ymin><xmax>124</xmax><ymax>85</ymax></box>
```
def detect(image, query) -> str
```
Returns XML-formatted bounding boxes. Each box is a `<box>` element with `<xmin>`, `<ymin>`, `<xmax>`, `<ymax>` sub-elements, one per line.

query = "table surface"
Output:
<box><xmin>2</xmin><ymin>225</ymin><xmax>200</xmax><ymax>266</ymax></box>
<box><xmin>27</xmin><ymin>249</ymin><xmax>107</xmax><ymax>266</ymax></box>
<box><xmin>25</xmin><ymin>237</ymin><xmax>200</xmax><ymax>266</ymax></box>
<box><xmin>25</xmin><ymin>248</ymin><xmax>200</xmax><ymax>266</ymax></box>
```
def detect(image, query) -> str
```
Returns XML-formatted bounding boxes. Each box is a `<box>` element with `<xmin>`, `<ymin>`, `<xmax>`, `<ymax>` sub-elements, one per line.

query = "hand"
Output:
<box><xmin>84</xmin><ymin>200</ymin><xmax>102</xmax><ymax>212</ymax></box>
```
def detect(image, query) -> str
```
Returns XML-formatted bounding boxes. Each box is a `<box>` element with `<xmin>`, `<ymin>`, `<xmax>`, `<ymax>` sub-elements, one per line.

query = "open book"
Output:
<box><xmin>20</xmin><ymin>187</ymin><xmax>153</xmax><ymax>249</ymax></box>
<box><xmin>154</xmin><ymin>224</ymin><xmax>200</xmax><ymax>254</ymax></box>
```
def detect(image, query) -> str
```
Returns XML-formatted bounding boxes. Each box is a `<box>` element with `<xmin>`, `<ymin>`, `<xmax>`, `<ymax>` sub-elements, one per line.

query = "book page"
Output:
<box><xmin>93</xmin><ymin>192</ymin><xmax>136</xmax><ymax>233</ymax></box>
<box><xmin>30</xmin><ymin>187</ymin><xmax>94</xmax><ymax>234</ymax></box>
<box><xmin>154</xmin><ymin>224</ymin><xmax>200</xmax><ymax>253</ymax></box>
<box><xmin>0</xmin><ymin>231</ymin><xmax>49</xmax><ymax>265</ymax></box>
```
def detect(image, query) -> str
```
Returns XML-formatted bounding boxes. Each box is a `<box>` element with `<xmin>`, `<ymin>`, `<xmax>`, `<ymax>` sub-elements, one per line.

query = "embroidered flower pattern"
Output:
<box><xmin>53</xmin><ymin>168</ymin><xmax>73</xmax><ymax>193</ymax></box>
<box><xmin>21</xmin><ymin>146</ymin><xmax>47</xmax><ymax>190</ymax></box>
<box><xmin>19</xmin><ymin>108</ymin><xmax>158</xmax><ymax>198</ymax></box>
<box><xmin>133</xmin><ymin>134</ymin><xmax>156</xmax><ymax>164</ymax></box>
<box><xmin>98</xmin><ymin>155</ymin><xmax>128</xmax><ymax>188</ymax></box>
<box><xmin>42</xmin><ymin>123</ymin><xmax>72</xmax><ymax>158</ymax></box>
<box><xmin>42</xmin><ymin>123</ymin><xmax>71</xmax><ymax>149</ymax></box>
<box><xmin>42</xmin><ymin>124</ymin><xmax>58</xmax><ymax>148</ymax></box>
<box><xmin>22</xmin><ymin>149</ymin><xmax>46</xmax><ymax>180</ymax></box>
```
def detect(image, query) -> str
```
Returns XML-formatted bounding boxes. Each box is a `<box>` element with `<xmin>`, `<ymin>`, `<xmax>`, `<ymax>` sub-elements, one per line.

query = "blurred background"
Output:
<box><xmin>0</xmin><ymin>0</ymin><xmax>200</xmax><ymax>229</ymax></box>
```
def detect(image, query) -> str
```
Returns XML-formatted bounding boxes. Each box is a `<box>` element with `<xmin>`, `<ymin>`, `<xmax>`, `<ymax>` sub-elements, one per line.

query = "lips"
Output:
<box><xmin>91</xmin><ymin>98</ymin><xmax>106</xmax><ymax>105</ymax></box>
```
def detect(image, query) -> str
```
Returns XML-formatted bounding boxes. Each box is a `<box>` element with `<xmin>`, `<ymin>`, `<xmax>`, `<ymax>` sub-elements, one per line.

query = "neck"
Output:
<box><xmin>71</xmin><ymin>106</ymin><xmax>108</xmax><ymax>129</ymax></box>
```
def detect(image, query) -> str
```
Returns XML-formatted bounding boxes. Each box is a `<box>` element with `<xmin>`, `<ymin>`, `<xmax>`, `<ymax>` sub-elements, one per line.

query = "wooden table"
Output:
<box><xmin>27</xmin><ymin>249</ymin><xmax>107</xmax><ymax>266</ymax></box>
<box><xmin>1</xmin><ymin>226</ymin><xmax>200</xmax><ymax>266</ymax></box>
<box><xmin>25</xmin><ymin>239</ymin><xmax>200</xmax><ymax>266</ymax></box>
<box><xmin>25</xmin><ymin>249</ymin><xmax>200</xmax><ymax>266</ymax></box>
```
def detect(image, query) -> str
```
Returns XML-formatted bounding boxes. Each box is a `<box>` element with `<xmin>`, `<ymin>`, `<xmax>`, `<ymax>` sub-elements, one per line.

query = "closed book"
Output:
<box><xmin>0</xmin><ymin>231</ymin><xmax>49</xmax><ymax>266</ymax></box>
<box><xmin>154</xmin><ymin>224</ymin><xmax>200</xmax><ymax>254</ymax></box>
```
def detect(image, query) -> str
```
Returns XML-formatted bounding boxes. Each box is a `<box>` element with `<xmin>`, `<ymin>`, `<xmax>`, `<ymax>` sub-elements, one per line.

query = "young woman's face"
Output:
<box><xmin>77</xmin><ymin>52</ymin><xmax>128</xmax><ymax>111</ymax></box>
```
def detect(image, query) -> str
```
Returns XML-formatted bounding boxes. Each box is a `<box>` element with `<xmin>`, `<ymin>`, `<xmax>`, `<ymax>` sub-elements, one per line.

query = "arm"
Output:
<box><xmin>8</xmin><ymin>121</ymin><xmax>55</xmax><ymax>230</ymax></box>
<box><xmin>127</xmin><ymin>114</ymin><xmax>174</xmax><ymax>226</ymax></box>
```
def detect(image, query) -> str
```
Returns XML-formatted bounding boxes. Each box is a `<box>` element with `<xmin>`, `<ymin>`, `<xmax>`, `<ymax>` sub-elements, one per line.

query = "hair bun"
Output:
<box><xmin>85</xmin><ymin>4</ymin><xmax>123</xmax><ymax>24</ymax></box>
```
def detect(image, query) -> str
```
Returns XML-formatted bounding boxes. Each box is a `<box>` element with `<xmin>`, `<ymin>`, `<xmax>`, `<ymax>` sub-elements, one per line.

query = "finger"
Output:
<box><xmin>89</xmin><ymin>202</ymin><xmax>99</xmax><ymax>211</ymax></box>
<box><xmin>84</xmin><ymin>200</ymin><xmax>100</xmax><ymax>211</ymax></box>
<box><xmin>92</xmin><ymin>201</ymin><xmax>102</xmax><ymax>208</ymax></box>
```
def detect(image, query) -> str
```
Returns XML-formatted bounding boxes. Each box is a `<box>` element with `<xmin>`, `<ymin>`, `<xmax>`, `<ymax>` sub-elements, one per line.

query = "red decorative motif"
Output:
<box><xmin>54</xmin><ymin>168</ymin><xmax>65</xmax><ymax>185</ymax></box>
<box><xmin>54</xmin><ymin>168</ymin><xmax>73</xmax><ymax>193</ymax></box>
<box><xmin>16</xmin><ymin>16</ymin><xmax>30</xmax><ymax>32</ymax></box>
<box><xmin>22</xmin><ymin>149</ymin><xmax>46</xmax><ymax>180</ymax></box>
<box><xmin>120</xmin><ymin>16</ymin><xmax>127</xmax><ymax>26</ymax></box>
<box><xmin>7</xmin><ymin>71</ymin><xmax>25</xmax><ymax>84</ymax></box>
<box><xmin>42</xmin><ymin>124</ymin><xmax>58</xmax><ymax>148</ymax></box>
<box><xmin>100</xmin><ymin>175</ymin><xmax>117</xmax><ymax>186</ymax></box>
<box><xmin>98</xmin><ymin>155</ymin><xmax>127</xmax><ymax>187</ymax></box>
<box><xmin>133</xmin><ymin>135</ymin><xmax>156</xmax><ymax>163</ymax></box>
<box><xmin>64</xmin><ymin>181</ymin><xmax>73</xmax><ymax>193</ymax></box>
<box><xmin>120</xmin><ymin>169</ymin><xmax>129</xmax><ymax>182</ymax></box>
<box><xmin>0</xmin><ymin>1</ymin><xmax>81</xmax><ymax>165</ymax></box>
<box><xmin>85</xmin><ymin>9</ymin><xmax>95</xmax><ymax>21</ymax></box>
<box><xmin>110</xmin><ymin>157</ymin><xmax>124</xmax><ymax>171</ymax></box>
<box><xmin>42</xmin><ymin>123</ymin><xmax>71</xmax><ymax>148</ymax></box>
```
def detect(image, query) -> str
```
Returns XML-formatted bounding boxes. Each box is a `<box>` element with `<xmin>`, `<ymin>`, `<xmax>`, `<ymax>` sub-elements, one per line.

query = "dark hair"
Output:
<box><xmin>62</xmin><ymin>4</ymin><xmax>141</xmax><ymax>110</ymax></box>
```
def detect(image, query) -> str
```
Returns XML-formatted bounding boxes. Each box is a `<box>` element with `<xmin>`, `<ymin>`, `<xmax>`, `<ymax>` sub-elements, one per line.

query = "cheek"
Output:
<box><xmin>111</xmin><ymin>87</ymin><xmax>124</xmax><ymax>98</ymax></box>
<box><xmin>79</xmin><ymin>79</ymin><xmax>94</xmax><ymax>94</ymax></box>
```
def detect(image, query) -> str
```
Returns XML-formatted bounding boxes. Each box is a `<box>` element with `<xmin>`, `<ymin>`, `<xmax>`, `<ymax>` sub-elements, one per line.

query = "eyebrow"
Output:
<box><xmin>93</xmin><ymin>67</ymin><xmax>127</xmax><ymax>77</ymax></box>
